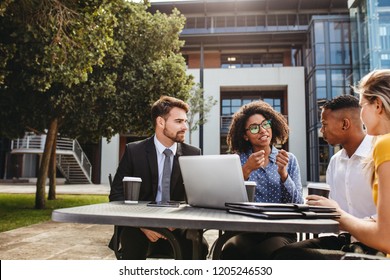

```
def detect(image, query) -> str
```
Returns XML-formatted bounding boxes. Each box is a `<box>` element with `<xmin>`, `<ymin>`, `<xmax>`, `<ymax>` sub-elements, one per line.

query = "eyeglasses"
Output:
<box><xmin>245</xmin><ymin>119</ymin><xmax>272</xmax><ymax>134</ymax></box>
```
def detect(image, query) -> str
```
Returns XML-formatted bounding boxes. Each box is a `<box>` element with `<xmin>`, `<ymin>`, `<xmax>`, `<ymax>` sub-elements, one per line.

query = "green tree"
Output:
<box><xmin>187</xmin><ymin>84</ymin><xmax>217</xmax><ymax>144</ymax></box>
<box><xmin>0</xmin><ymin>0</ymin><xmax>192</xmax><ymax>209</ymax></box>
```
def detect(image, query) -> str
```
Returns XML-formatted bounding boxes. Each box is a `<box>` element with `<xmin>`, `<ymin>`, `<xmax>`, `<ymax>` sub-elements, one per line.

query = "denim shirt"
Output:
<box><xmin>240</xmin><ymin>146</ymin><xmax>303</xmax><ymax>203</ymax></box>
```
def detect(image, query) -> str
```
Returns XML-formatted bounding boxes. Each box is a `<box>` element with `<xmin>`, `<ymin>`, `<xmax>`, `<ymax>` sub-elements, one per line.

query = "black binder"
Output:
<box><xmin>225</xmin><ymin>202</ymin><xmax>340</xmax><ymax>219</ymax></box>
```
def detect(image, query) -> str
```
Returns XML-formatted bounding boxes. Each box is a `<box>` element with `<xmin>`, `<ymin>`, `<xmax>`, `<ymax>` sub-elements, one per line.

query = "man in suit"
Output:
<box><xmin>109</xmin><ymin>95</ymin><xmax>207</xmax><ymax>259</ymax></box>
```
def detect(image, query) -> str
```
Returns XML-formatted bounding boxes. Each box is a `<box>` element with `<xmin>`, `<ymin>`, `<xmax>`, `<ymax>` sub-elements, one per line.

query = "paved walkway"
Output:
<box><xmin>0</xmin><ymin>183</ymin><xmax>218</xmax><ymax>260</ymax></box>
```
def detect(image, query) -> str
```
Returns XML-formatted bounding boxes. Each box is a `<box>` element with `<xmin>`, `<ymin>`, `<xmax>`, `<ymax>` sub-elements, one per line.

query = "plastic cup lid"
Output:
<box><xmin>122</xmin><ymin>176</ymin><xmax>142</xmax><ymax>182</ymax></box>
<box><xmin>307</xmin><ymin>183</ymin><xmax>330</xmax><ymax>190</ymax></box>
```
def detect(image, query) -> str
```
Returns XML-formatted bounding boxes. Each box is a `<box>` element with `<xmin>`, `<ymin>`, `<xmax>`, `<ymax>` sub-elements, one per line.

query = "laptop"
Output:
<box><xmin>179</xmin><ymin>154</ymin><xmax>248</xmax><ymax>209</ymax></box>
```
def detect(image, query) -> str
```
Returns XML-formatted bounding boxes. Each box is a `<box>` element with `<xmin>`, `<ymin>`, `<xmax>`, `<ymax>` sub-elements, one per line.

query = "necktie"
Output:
<box><xmin>161</xmin><ymin>149</ymin><xmax>173</xmax><ymax>202</ymax></box>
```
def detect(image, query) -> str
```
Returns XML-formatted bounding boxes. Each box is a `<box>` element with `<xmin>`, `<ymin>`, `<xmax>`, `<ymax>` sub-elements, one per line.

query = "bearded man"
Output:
<box><xmin>109</xmin><ymin>95</ymin><xmax>208</xmax><ymax>259</ymax></box>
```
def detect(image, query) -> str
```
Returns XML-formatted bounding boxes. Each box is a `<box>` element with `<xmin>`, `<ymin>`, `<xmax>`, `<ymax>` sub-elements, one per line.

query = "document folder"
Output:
<box><xmin>225</xmin><ymin>202</ymin><xmax>340</xmax><ymax>219</ymax></box>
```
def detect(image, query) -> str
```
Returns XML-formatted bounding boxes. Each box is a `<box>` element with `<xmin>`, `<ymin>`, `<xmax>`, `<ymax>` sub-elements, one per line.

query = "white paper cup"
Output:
<box><xmin>307</xmin><ymin>182</ymin><xmax>330</xmax><ymax>198</ymax></box>
<box><xmin>123</xmin><ymin>177</ymin><xmax>142</xmax><ymax>204</ymax></box>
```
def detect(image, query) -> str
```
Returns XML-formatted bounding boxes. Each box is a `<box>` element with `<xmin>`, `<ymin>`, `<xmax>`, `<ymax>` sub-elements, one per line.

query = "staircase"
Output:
<box><xmin>11</xmin><ymin>134</ymin><xmax>92</xmax><ymax>184</ymax></box>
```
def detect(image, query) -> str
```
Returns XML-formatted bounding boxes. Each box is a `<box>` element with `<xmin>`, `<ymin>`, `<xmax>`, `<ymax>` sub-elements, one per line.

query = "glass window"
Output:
<box><xmin>257</xmin><ymin>15</ymin><xmax>266</xmax><ymax>27</ymax></box>
<box><xmin>216</xmin><ymin>16</ymin><xmax>225</xmax><ymax>28</ymax></box>
<box><xmin>315</xmin><ymin>44</ymin><xmax>326</xmax><ymax>64</ymax></box>
<box><xmin>196</xmin><ymin>17</ymin><xmax>205</xmax><ymax>29</ymax></box>
<box><xmin>264</xmin><ymin>98</ymin><xmax>282</xmax><ymax>113</ymax></box>
<box><xmin>231</xmin><ymin>99</ymin><xmax>241</xmax><ymax>106</ymax></box>
<box><xmin>316</xmin><ymin>87</ymin><xmax>327</xmax><ymax>99</ymax></box>
<box><xmin>381</xmin><ymin>53</ymin><xmax>390</xmax><ymax>68</ymax></box>
<box><xmin>314</xmin><ymin>22</ymin><xmax>325</xmax><ymax>43</ymax></box>
<box><xmin>226</xmin><ymin>16</ymin><xmax>235</xmax><ymax>27</ymax></box>
<box><xmin>331</xmin><ymin>87</ymin><xmax>346</xmax><ymax>99</ymax></box>
<box><xmin>329</xmin><ymin>22</ymin><xmax>343</xmax><ymax>43</ymax></box>
<box><xmin>237</xmin><ymin>16</ymin><xmax>246</xmax><ymax>27</ymax></box>
<box><xmin>378</xmin><ymin>0</ymin><xmax>390</xmax><ymax>7</ymax></box>
<box><xmin>221</xmin><ymin>96</ymin><xmax>283</xmax><ymax>117</ymax></box>
<box><xmin>267</xmin><ymin>15</ymin><xmax>277</xmax><ymax>27</ymax></box>
<box><xmin>246</xmin><ymin>15</ymin><xmax>256</xmax><ymax>26</ymax></box>
<box><xmin>222</xmin><ymin>107</ymin><xmax>231</xmax><ymax>115</ymax></box>
<box><xmin>316</xmin><ymin>70</ymin><xmax>326</xmax><ymax>87</ymax></box>
<box><xmin>222</xmin><ymin>99</ymin><xmax>231</xmax><ymax>106</ymax></box>
<box><xmin>331</xmin><ymin>70</ymin><xmax>345</xmax><ymax>87</ymax></box>
<box><xmin>186</xmin><ymin>18</ymin><xmax>196</xmax><ymax>29</ymax></box>
<box><xmin>220</xmin><ymin>53</ymin><xmax>283</xmax><ymax>68</ymax></box>
<box><xmin>330</xmin><ymin>43</ymin><xmax>350</xmax><ymax>64</ymax></box>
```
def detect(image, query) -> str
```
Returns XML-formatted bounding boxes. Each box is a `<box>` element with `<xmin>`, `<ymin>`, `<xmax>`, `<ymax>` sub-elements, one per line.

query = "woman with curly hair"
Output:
<box><xmin>221</xmin><ymin>100</ymin><xmax>303</xmax><ymax>259</ymax></box>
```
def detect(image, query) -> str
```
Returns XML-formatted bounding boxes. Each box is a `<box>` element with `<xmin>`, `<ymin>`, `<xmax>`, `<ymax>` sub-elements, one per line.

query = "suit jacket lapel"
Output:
<box><xmin>146</xmin><ymin>137</ymin><xmax>159</xmax><ymax>198</ymax></box>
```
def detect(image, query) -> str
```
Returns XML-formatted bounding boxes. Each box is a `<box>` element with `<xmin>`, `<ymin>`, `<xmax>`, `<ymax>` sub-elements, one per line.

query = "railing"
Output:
<box><xmin>220</xmin><ymin>116</ymin><xmax>233</xmax><ymax>134</ymax></box>
<box><xmin>72</xmin><ymin>140</ymin><xmax>92</xmax><ymax>178</ymax></box>
<box><xmin>11</xmin><ymin>135</ymin><xmax>45</xmax><ymax>150</ymax></box>
<box><xmin>11</xmin><ymin>134</ymin><xmax>92</xmax><ymax>181</ymax></box>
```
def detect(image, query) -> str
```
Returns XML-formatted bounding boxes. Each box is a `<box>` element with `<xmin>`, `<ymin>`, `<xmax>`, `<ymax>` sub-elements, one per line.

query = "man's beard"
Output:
<box><xmin>163</xmin><ymin>127</ymin><xmax>185</xmax><ymax>143</ymax></box>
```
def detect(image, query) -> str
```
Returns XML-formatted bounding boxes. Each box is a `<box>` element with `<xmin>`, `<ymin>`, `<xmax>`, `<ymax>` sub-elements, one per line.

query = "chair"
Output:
<box><xmin>341</xmin><ymin>252</ymin><xmax>388</xmax><ymax>260</ymax></box>
<box><xmin>107</xmin><ymin>173</ymin><xmax>183</xmax><ymax>259</ymax></box>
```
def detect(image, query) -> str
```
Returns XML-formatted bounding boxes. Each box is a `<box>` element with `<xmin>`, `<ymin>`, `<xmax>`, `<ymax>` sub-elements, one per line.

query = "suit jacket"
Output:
<box><xmin>109</xmin><ymin>136</ymin><xmax>201</xmax><ymax>202</ymax></box>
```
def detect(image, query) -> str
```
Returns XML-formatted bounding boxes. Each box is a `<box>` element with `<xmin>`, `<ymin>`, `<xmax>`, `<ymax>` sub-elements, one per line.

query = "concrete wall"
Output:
<box><xmin>100</xmin><ymin>134</ymin><xmax>119</xmax><ymax>184</ymax></box>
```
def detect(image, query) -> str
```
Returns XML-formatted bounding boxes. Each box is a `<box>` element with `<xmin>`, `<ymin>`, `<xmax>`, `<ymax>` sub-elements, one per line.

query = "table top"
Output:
<box><xmin>52</xmin><ymin>201</ymin><xmax>339</xmax><ymax>234</ymax></box>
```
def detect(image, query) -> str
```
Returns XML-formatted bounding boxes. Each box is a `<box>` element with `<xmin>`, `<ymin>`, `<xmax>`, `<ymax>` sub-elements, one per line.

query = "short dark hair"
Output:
<box><xmin>151</xmin><ymin>96</ymin><xmax>189</xmax><ymax>127</ymax></box>
<box><xmin>322</xmin><ymin>95</ymin><xmax>360</xmax><ymax>111</ymax></box>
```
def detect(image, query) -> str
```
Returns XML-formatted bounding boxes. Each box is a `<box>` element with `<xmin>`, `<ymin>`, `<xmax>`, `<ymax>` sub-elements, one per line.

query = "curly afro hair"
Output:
<box><xmin>226</xmin><ymin>100</ymin><xmax>289</xmax><ymax>153</ymax></box>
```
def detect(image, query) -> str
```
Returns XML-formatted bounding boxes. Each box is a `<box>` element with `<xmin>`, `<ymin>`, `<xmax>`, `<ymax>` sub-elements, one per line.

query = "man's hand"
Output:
<box><xmin>140</xmin><ymin>228</ymin><xmax>167</xmax><ymax>242</ymax></box>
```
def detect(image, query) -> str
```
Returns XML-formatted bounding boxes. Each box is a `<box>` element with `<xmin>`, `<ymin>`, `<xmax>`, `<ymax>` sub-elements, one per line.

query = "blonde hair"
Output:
<box><xmin>353</xmin><ymin>69</ymin><xmax>390</xmax><ymax>118</ymax></box>
<box><xmin>353</xmin><ymin>69</ymin><xmax>390</xmax><ymax>184</ymax></box>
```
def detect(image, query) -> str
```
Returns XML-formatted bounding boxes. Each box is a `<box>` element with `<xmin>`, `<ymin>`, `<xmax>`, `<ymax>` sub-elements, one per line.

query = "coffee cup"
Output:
<box><xmin>244</xmin><ymin>181</ymin><xmax>256</xmax><ymax>202</ymax></box>
<box><xmin>307</xmin><ymin>182</ymin><xmax>330</xmax><ymax>198</ymax></box>
<box><xmin>123</xmin><ymin>177</ymin><xmax>142</xmax><ymax>204</ymax></box>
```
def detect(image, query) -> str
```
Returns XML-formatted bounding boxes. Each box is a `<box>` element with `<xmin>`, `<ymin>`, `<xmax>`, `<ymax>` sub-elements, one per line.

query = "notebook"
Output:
<box><xmin>179</xmin><ymin>154</ymin><xmax>248</xmax><ymax>209</ymax></box>
<box><xmin>225</xmin><ymin>202</ymin><xmax>340</xmax><ymax>219</ymax></box>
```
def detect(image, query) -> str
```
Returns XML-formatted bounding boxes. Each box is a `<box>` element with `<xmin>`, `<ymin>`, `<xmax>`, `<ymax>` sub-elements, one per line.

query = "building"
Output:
<box><xmin>146</xmin><ymin>0</ymin><xmax>351</xmax><ymax>184</ymax></box>
<box><xmin>3</xmin><ymin>0</ymin><xmax>390</xmax><ymax>184</ymax></box>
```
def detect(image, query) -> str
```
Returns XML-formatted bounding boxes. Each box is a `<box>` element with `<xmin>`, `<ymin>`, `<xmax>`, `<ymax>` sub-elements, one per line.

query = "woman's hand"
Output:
<box><xmin>306</xmin><ymin>195</ymin><xmax>340</xmax><ymax>209</ymax></box>
<box><xmin>276</xmin><ymin>149</ymin><xmax>289</xmax><ymax>182</ymax></box>
<box><xmin>242</xmin><ymin>150</ymin><xmax>265</xmax><ymax>179</ymax></box>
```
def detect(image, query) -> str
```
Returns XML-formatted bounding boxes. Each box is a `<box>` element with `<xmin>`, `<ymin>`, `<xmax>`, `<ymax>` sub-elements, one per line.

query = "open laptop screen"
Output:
<box><xmin>179</xmin><ymin>154</ymin><xmax>248</xmax><ymax>209</ymax></box>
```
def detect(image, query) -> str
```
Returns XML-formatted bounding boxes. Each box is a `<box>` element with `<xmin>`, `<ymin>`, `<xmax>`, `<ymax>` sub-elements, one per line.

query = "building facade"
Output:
<box><xmin>143</xmin><ymin>0</ymin><xmax>351</xmax><ymax>184</ymax></box>
<box><xmin>3</xmin><ymin>0</ymin><xmax>390</xmax><ymax>184</ymax></box>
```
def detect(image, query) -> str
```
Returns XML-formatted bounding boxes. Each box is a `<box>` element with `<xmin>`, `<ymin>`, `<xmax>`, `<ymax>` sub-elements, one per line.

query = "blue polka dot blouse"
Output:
<box><xmin>240</xmin><ymin>146</ymin><xmax>304</xmax><ymax>204</ymax></box>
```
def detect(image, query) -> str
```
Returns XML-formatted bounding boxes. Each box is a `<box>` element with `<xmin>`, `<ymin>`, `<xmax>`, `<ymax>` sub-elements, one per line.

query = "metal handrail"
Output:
<box><xmin>11</xmin><ymin>134</ymin><xmax>92</xmax><ymax>182</ymax></box>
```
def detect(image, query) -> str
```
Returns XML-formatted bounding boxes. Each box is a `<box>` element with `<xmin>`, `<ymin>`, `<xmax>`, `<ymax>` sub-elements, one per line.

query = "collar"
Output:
<box><xmin>154</xmin><ymin>135</ymin><xmax>177</xmax><ymax>156</ymax></box>
<box><xmin>341</xmin><ymin>135</ymin><xmax>374</xmax><ymax>158</ymax></box>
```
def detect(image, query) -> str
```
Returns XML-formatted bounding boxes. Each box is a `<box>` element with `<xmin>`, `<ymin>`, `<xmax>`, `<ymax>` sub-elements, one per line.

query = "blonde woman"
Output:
<box><xmin>309</xmin><ymin>70</ymin><xmax>390</xmax><ymax>257</ymax></box>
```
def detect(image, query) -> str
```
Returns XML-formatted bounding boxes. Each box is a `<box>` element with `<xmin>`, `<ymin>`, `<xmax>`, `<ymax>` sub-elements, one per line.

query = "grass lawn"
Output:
<box><xmin>0</xmin><ymin>193</ymin><xmax>108</xmax><ymax>233</ymax></box>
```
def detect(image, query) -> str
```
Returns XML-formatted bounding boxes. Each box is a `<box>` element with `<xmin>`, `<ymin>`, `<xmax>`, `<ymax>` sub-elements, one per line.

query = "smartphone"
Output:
<box><xmin>147</xmin><ymin>201</ymin><xmax>180</xmax><ymax>208</ymax></box>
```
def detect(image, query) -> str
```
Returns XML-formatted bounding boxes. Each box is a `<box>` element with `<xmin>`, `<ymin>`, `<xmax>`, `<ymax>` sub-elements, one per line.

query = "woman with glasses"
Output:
<box><xmin>220</xmin><ymin>100</ymin><xmax>303</xmax><ymax>259</ymax></box>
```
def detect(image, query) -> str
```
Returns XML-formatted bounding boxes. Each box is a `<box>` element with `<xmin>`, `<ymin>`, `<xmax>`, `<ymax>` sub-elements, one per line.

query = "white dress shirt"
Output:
<box><xmin>154</xmin><ymin>135</ymin><xmax>177</xmax><ymax>202</ymax></box>
<box><xmin>326</xmin><ymin>135</ymin><xmax>377</xmax><ymax>219</ymax></box>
